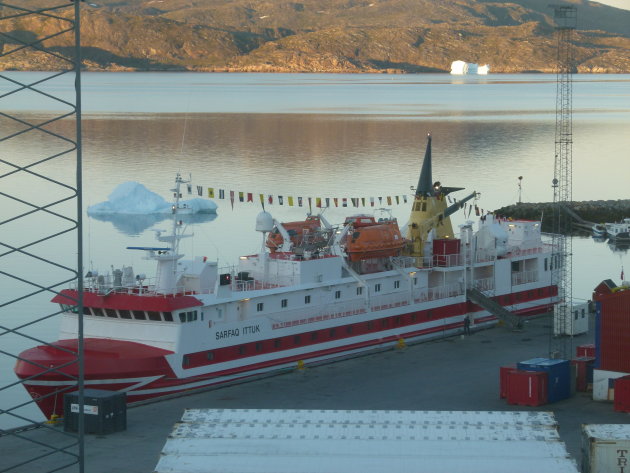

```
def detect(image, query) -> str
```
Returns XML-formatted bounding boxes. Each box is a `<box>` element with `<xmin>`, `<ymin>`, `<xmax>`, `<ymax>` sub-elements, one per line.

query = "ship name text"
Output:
<box><xmin>215</xmin><ymin>324</ymin><xmax>261</xmax><ymax>340</ymax></box>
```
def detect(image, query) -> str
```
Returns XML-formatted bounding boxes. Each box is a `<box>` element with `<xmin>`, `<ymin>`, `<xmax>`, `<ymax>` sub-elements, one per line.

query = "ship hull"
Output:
<box><xmin>17</xmin><ymin>296</ymin><xmax>555</xmax><ymax>419</ymax></box>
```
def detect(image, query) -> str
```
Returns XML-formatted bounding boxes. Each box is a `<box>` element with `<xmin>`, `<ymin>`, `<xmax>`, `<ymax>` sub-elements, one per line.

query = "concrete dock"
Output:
<box><xmin>2</xmin><ymin>316</ymin><xmax>626</xmax><ymax>472</ymax></box>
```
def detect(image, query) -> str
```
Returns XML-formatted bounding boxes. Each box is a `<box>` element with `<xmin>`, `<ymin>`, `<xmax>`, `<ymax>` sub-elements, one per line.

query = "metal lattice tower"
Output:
<box><xmin>550</xmin><ymin>5</ymin><xmax>576</xmax><ymax>359</ymax></box>
<box><xmin>0</xmin><ymin>1</ymin><xmax>84</xmax><ymax>472</ymax></box>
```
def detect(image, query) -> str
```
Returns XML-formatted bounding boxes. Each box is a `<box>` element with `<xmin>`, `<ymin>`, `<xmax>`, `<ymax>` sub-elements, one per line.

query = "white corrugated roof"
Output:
<box><xmin>155</xmin><ymin>409</ymin><xmax>579</xmax><ymax>473</ymax></box>
<box><xmin>583</xmin><ymin>423</ymin><xmax>630</xmax><ymax>440</ymax></box>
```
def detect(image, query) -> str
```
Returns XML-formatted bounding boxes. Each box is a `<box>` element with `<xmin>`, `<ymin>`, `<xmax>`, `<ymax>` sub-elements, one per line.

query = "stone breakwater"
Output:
<box><xmin>493</xmin><ymin>199</ymin><xmax>630</xmax><ymax>233</ymax></box>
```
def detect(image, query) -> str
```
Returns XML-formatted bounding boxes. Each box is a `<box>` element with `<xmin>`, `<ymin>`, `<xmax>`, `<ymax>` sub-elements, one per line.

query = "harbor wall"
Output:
<box><xmin>493</xmin><ymin>200</ymin><xmax>630</xmax><ymax>233</ymax></box>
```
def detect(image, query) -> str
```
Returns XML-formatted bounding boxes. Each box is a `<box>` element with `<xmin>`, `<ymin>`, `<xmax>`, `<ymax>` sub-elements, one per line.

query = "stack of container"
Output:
<box><xmin>591</xmin><ymin>281</ymin><xmax>630</xmax><ymax>401</ymax></box>
<box><xmin>572</xmin><ymin>357</ymin><xmax>596</xmax><ymax>392</ymax></box>
<box><xmin>500</xmin><ymin>357</ymin><xmax>572</xmax><ymax>406</ymax></box>
<box><xmin>518</xmin><ymin>358</ymin><xmax>572</xmax><ymax>403</ymax></box>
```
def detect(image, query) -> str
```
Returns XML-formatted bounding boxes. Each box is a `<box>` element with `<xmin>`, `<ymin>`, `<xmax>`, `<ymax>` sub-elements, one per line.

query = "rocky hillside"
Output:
<box><xmin>2</xmin><ymin>0</ymin><xmax>630</xmax><ymax>72</ymax></box>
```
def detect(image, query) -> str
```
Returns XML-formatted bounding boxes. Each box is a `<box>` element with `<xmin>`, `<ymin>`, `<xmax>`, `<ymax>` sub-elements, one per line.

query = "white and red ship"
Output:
<box><xmin>16</xmin><ymin>136</ymin><xmax>559</xmax><ymax>419</ymax></box>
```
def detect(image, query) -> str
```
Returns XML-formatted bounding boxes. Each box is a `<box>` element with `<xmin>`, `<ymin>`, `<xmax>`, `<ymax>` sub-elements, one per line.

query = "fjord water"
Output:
<box><xmin>1</xmin><ymin>72</ymin><xmax>629</xmax><ymax>429</ymax></box>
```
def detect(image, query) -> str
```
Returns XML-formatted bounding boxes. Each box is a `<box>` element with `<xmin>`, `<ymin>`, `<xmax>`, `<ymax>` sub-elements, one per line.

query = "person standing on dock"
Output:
<box><xmin>464</xmin><ymin>315</ymin><xmax>472</xmax><ymax>336</ymax></box>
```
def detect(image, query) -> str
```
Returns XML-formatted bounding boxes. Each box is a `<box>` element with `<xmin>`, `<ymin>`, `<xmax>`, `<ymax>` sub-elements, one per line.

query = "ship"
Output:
<box><xmin>15</xmin><ymin>135</ymin><xmax>559</xmax><ymax>419</ymax></box>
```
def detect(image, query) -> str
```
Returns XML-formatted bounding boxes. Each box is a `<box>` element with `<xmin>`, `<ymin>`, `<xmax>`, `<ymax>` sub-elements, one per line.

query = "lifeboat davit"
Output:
<box><xmin>266</xmin><ymin>215</ymin><xmax>322</xmax><ymax>252</ymax></box>
<box><xmin>344</xmin><ymin>216</ymin><xmax>405</xmax><ymax>262</ymax></box>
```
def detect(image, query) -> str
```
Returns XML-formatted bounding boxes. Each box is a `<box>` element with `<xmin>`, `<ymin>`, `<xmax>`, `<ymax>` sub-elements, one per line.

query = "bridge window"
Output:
<box><xmin>82</xmin><ymin>306</ymin><xmax>91</xmax><ymax>315</ymax></box>
<box><xmin>148</xmin><ymin>311</ymin><xmax>161</xmax><ymax>321</ymax></box>
<box><xmin>186</xmin><ymin>311</ymin><xmax>198</xmax><ymax>322</ymax></box>
<box><xmin>163</xmin><ymin>312</ymin><xmax>173</xmax><ymax>322</ymax></box>
<box><xmin>105</xmin><ymin>309</ymin><xmax>117</xmax><ymax>318</ymax></box>
<box><xmin>119</xmin><ymin>309</ymin><xmax>132</xmax><ymax>319</ymax></box>
<box><xmin>134</xmin><ymin>310</ymin><xmax>146</xmax><ymax>320</ymax></box>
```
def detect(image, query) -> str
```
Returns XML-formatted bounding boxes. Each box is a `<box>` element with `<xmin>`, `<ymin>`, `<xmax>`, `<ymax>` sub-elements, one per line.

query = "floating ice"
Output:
<box><xmin>87</xmin><ymin>181</ymin><xmax>217</xmax><ymax>215</ymax></box>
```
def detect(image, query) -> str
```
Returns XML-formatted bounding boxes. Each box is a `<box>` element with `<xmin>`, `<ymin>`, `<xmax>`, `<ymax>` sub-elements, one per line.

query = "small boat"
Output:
<box><xmin>592</xmin><ymin>223</ymin><xmax>607</xmax><ymax>238</ymax></box>
<box><xmin>605</xmin><ymin>218</ymin><xmax>630</xmax><ymax>242</ymax></box>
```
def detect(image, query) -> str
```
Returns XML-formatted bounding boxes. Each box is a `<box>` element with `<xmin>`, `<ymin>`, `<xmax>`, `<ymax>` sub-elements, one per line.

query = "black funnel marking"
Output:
<box><xmin>416</xmin><ymin>134</ymin><xmax>433</xmax><ymax>197</ymax></box>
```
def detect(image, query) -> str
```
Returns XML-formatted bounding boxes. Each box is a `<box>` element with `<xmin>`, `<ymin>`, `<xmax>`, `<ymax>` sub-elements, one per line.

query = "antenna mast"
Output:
<box><xmin>550</xmin><ymin>5</ymin><xmax>576</xmax><ymax>359</ymax></box>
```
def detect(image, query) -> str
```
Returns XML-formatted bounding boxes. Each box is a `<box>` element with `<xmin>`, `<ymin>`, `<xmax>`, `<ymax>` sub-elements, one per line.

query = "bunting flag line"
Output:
<box><xmin>200</xmin><ymin>185</ymin><xmax>480</xmax><ymax>213</ymax></box>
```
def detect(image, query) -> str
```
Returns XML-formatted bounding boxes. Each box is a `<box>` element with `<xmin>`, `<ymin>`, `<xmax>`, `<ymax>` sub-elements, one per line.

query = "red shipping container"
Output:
<box><xmin>614</xmin><ymin>375</ymin><xmax>630</xmax><ymax>412</ymax></box>
<box><xmin>432</xmin><ymin>238</ymin><xmax>461</xmax><ymax>267</ymax></box>
<box><xmin>571</xmin><ymin>357</ymin><xmax>596</xmax><ymax>392</ymax></box>
<box><xmin>499</xmin><ymin>364</ymin><xmax>517</xmax><ymax>399</ymax></box>
<box><xmin>594</xmin><ymin>287</ymin><xmax>630</xmax><ymax>373</ymax></box>
<box><xmin>576</xmin><ymin>343</ymin><xmax>596</xmax><ymax>358</ymax></box>
<box><xmin>506</xmin><ymin>370</ymin><xmax>548</xmax><ymax>407</ymax></box>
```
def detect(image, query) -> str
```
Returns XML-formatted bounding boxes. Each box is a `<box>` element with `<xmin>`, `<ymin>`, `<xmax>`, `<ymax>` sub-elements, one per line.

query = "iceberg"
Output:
<box><xmin>87</xmin><ymin>181</ymin><xmax>218</xmax><ymax>216</ymax></box>
<box><xmin>450</xmin><ymin>60</ymin><xmax>490</xmax><ymax>75</ymax></box>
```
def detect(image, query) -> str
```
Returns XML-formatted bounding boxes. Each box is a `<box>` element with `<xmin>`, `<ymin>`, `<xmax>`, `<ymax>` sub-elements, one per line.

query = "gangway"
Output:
<box><xmin>466</xmin><ymin>288</ymin><xmax>522</xmax><ymax>330</ymax></box>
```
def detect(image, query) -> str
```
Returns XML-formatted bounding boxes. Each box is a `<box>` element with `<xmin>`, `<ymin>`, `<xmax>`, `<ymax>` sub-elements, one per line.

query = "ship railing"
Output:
<box><xmin>270</xmin><ymin>300</ymin><xmax>368</xmax><ymax>329</ymax></box>
<box><xmin>233</xmin><ymin>278</ymin><xmax>281</xmax><ymax>292</ymax></box>
<box><xmin>390</xmin><ymin>256</ymin><xmax>421</xmax><ymax>270</ymax></box>
<box><xmin>370</xmin><ymin>292</ymin><xmax>412</xmax><ymax>311</ymax></box>
<box><xmin>427</xmin><ymin>282</ymin><xmax>464</xmax><ymax>301</ymax></box>
<box><xmin>76</xmin><ymin>277</ymin><xmax>196</xmax><ymax>297</ymax></box>
<box><xmin>506</xmin><ymin>245</ymin><xmax>543</xmax><ymax>257</ymax></box>
<box><xmin>473</xmin><ymin>248</ymin><xmax>498</xmax><ymax>264</ymax></box>
<box><xmin>511</xmin><ymin>270</ymin><xmax>539</xmax><ymax>286</ymax></box>
<box><xmin>472</xmin><ymin>277</ymin><xmax>495</xmax><ymax>292</ymax></box>
<box><xmin>432</xmin><ymin>253</ymin><xmax>463</xmax><ymax>268</ymax></box>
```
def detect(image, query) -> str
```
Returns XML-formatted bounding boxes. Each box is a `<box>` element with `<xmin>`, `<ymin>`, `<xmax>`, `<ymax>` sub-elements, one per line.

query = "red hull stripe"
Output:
<box><xmin>183</xmin><ymin>290</ymin><xmax>557</xmax><ymax>370</ymax></box>
<box><xmin>52</xmin><ymin>289</ymin><xmax>202</xmax><ymax>311</ymax></box>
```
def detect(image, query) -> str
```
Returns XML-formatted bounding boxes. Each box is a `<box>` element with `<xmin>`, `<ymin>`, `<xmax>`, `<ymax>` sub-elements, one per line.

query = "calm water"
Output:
<box><xmin>1</xmin><ymin>72</ymin><xmax>629</xmax><ymax>429</ymax></box>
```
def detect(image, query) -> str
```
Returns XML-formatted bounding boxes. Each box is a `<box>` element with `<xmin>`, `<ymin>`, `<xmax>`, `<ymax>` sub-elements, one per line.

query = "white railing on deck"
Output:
<box><xmin>74</xmin><ymin>276</ymin><xmax>194</xmax><ymax>297</ymax></box>
<box><xmin>512</xmin><ymin>270</ymin><xmax>538</xmax><ymax>286</ymax></box>
<box><xmin>472</xmin><ymin>277</ymin><xmax>495</xmax><ymax>292</ymax></box>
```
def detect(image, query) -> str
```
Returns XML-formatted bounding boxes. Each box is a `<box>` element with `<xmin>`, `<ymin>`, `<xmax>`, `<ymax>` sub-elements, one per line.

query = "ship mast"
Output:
<box><xmin>145</xmin><ymin>173</ymin><xmax>193</xmax><ymax>294</ymax></box>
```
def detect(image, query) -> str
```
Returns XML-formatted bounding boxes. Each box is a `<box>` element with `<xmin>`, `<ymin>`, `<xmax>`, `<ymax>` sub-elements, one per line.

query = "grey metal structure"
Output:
<box><xmin>0</xmin><ymin>1</ymin><xmax>84</xmax><ymax>472</ymax></box>
<box><xmin>550</xmin><ymin>5</ymin><xmax>576</xmax><ymax>359</ymax></box>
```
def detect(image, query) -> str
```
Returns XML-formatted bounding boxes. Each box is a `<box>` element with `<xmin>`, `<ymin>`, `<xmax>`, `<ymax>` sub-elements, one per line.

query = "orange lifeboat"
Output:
<box><xmin>266</xmin><ymin>215</ymin><xmax>322</xmax><ymax>252</ymax></box>
<box><xmin>344</xmin><ymin>216</ymin><xmax>405</xmax><ymax>262</ymax></box>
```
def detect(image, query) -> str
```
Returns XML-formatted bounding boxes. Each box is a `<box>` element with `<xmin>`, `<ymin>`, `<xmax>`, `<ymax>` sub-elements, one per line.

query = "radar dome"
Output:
<box><xmin>255</xmin><ymin>211</ymin><xmax>274</xmax><ymax>232</ymax></box>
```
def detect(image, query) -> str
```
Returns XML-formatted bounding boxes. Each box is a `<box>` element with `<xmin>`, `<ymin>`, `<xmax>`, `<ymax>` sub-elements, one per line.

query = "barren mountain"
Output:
<box><xmin>2</xmin><ymin>0</ymin><xmax>630</xmax><ymax>72</ymax></box>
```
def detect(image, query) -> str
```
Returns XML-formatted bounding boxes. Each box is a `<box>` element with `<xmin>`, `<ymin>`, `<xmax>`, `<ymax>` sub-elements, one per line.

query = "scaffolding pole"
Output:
<box><xmin>0</xmin><ymin>1</ymin><xmax>84</xmax><ymax>472</ymax></box>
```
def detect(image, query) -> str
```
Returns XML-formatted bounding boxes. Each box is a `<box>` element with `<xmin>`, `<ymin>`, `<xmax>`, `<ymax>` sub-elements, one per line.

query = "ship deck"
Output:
<box><xmin>3</xmin><ymin>315</ymin><xmax>622</xmax><ymax>472</ymax></box>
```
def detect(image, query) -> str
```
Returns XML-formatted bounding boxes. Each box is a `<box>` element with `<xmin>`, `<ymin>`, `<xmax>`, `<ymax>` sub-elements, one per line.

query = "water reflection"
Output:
<box><xmin>89</xmin><ymin>212</ymin><xmax>217</xmax><ymax>236</ymax></box>
<box><xmin>608</xmin><ymin>241</ymin><xmax>630</xmax><ymax>254</ymax></box>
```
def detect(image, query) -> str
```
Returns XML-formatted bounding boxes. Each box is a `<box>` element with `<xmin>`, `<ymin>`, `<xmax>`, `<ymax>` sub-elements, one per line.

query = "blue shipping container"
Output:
<box><xmin>516</xmin><ymin>358</ymin><xmax>571</xmax><ymax>403</ymax></box>
<box><xmin>516</xmin><ymin>358</ymin><xmax>548</xmax><ymax>370</ymax></box>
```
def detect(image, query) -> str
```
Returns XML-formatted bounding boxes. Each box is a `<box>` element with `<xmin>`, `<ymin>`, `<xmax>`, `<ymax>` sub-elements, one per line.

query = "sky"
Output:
<box><xmin>591</xmin><ymin>0</ymin><xmax>630</xmax><ymax>10</ymax></box>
